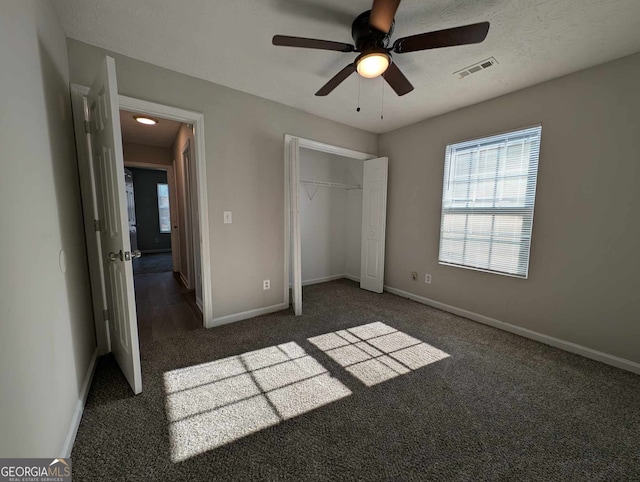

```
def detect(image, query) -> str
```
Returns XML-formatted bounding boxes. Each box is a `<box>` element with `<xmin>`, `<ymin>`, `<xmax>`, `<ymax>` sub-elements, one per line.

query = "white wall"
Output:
<box><xmin>379</xmin><ymin>52</ymin><xmax>640</xmax><ymax>365</ymax></box>
<box><xmin>300</xmin><ymin>149</ymin><xmax>347</xmax><ymax>283</ymax></box>
<box><xmin>299</xmin><ymin>149</ymin><xmax>363</xmax><ymax>284</ymax></box>
<box><xmin>0</xmin><ymin>1</ymin><xmax>96</xmax><ymax>457</ymax></box>
<box><xmin>66</xmin><ymin>39</ymin><xmax>377</xmax><ymax>321</ymax></box>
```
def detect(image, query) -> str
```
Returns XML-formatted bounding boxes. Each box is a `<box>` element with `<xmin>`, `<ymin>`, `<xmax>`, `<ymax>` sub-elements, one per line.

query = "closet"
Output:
<box><xmin>299</xmin><ymin>148</ymin><xmax>364</xmax><ymax>286</ymax></box>
<box><xmin>286</xmin><ymin>135</ymin><xmax>388</xmax><ymax>315</ymax></box>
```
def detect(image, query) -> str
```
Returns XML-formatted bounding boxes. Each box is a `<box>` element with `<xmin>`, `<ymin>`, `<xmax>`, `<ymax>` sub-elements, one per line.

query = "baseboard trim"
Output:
<box><xmin>383</xmin><ymin>285</ymin><xmax>640</xmax><ymax>375</ymax></box>
<box><xmin>140</xmin><ymin>249</ymin><xmax>172</xmax><ymax>254</ymax></box>
<box><xmin>179</xmin><ymin>273</ymin><xmax>190</xmax><ymax>290</ymax></box>
<box><xmin>209</xmin><ymin>302</ymin><xmax>288</xmax><ymax>328</ymax></box>
<box><xmin>302</xmin><ymin>274</ymin><xmax>346</xmax><ymax>286</ymax></box>
<box><xmin>61</xmin><ymin>346</ymin><xmax>99</xmax><ymax>457</ymax></box>
<box><xmin>292</xmin><ymin>274</ymin><xmax>361</xmax><ymax>288</ymax></box>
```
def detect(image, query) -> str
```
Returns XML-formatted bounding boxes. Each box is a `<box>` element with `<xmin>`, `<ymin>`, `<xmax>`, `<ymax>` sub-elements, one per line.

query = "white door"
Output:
<box><xmin>88</xmin><ymin>56</ymin><xmax>142</xmax><ymax>394</ymax></box>
<box><xmin>289</xmin><ymin>137</ymin><xmax>302</xmax><ymax>315</ymax></box>
<box><xmin>360</xmin><ymin>157</ymin><xmax>389</xmax><ymax>293</ymax></box>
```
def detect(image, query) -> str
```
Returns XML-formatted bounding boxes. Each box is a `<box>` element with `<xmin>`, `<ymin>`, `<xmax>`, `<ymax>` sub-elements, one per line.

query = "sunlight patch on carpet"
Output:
<box><xmin>164</xmin><ymin>342</ymin><xmax>351</xmax><ymax>462</ymax></box>
<box><xmin>308</xmin><ymin>322</ymin><xmax>449</xmax><ymax>386</ymax></box>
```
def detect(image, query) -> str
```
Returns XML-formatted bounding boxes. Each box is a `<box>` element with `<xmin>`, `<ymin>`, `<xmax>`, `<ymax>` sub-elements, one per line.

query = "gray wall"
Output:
<box><xmin>123</xmin><ymin>142</ymin><xmax>173</xmax><ymax>166</ymax></box>
<box><xmin>172</xmin><ymin>124</ymin><xmax>198</xmax><ymax>288</ymax></box>
<box><xmin>66</xmin><ymin>39</ymin><xmax>377</xmax><ymax>320</ymax></box>
<box><xmin>379</xmin><ymin>53</ymin><xmax>640</xmax><ymax>364</ymax></box>
<box><xmin>0</xmin><ymin>0</ymin><xmax>95</xmax><ymax>457</ymax></box>
<box><xmin>129</xmin><ymin>168</ymin><xmax>171</xmax><ymax>252</ymax></box>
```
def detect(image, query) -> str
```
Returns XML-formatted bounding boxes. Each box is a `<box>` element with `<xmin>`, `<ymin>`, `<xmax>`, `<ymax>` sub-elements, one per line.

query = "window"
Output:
<box><xmin>439</xmin><ymin>126</ymin><xmax>541</xmax><ymax>278</ymax></box>
<box><xmin>157</xmin><ymin>183</ymin><xmax>171</xmax><ymax>233</ymax></box>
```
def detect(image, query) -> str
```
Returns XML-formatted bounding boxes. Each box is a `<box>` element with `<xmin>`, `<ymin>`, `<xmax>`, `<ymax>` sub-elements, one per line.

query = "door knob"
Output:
<box><xmin>108</xmin><ymin>250</ymin><xmax>123</xmax><ymax>262</ymax></box>
<box><xmin>132</xmin><ymin>250</ymin><xmax>142</xmax><ymax>259</ymax></box>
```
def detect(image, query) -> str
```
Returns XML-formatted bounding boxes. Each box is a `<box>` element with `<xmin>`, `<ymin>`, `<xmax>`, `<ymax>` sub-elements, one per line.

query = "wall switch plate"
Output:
<box><xmin>223</xmin><ymin>211</ymin><xmax>232</xmax><ymax>224</ymax></box>
<box><xmin>425</xmin><ymin>274</ymin><xmax>432</xmax><ymax>284</ymax></box>
<box><xmin>411</xmin><ymin>271</ymin><xmax>418</xmax><ymax>281</ymax></box>
<box><xmin>263</xmin><ymin>279</ymin><xmax>270</xmax><ymax>290</ymax></box>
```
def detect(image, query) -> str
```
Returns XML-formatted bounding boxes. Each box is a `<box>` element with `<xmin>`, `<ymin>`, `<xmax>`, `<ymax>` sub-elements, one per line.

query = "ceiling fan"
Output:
<box><xmin>272</xmin><ymin>0</ymin><xmax>490</xmax><ymax>96</ymax></box>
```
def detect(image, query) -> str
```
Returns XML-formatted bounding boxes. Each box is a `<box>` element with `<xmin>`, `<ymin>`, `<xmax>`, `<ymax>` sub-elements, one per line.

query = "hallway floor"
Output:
<box><xmin>132</xmin><ymin>252</ymin><xmax>174</xmax><ymax>275</ymax></box>
<box><xmin>134</xmin><ymin>271</ymin><xmax>202</xmax><ymax>344</ymax></box>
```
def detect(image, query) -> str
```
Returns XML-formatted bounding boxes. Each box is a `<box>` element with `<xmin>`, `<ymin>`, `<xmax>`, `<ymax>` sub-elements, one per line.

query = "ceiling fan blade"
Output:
<box><xmin>273</xmin><ymin>35</ymin><xmax>354</xmax><ymax>52</ymax></box>
<box><xmin>315</xmin><ymin>64</ymin><xmax>356</xmax><ymax>96</ymax></box>
<box><xmin>369</xmin><ymin>0</ymin><xmax>401</xmax><ymax>33</ymax></box>
<box><xmin>393</xmin><ymin>22</ymin><xmax>490</xmax><ymax>54</ymax></box>
<box><xmin>383</xmin><ymin>62</ymin><xmax>413</xmax><ymax>96</ymax></box>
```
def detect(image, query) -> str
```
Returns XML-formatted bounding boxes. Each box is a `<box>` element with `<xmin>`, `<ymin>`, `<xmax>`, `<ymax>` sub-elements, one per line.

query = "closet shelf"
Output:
<box><xmin>300</xmin><ymin>179</ymin><xmax>362</xmax><ymax>190</ymax></box>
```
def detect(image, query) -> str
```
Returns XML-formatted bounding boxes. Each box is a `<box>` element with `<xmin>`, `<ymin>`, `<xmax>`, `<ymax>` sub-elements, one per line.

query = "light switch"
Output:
<box><xmin>223</xmin><ymin>211</ymin><xmax>232</xmax><ymax>224</ymax></box>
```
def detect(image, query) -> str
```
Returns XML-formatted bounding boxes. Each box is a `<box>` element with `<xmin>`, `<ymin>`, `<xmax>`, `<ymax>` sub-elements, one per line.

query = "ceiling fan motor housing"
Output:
<box><xmin>352</xmin><ymin>10</ymin><xmax>394</xmax><ymax>52</ymax></box>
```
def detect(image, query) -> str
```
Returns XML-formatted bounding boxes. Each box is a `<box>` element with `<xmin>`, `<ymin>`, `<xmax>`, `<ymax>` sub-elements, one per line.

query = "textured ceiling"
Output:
<box><xmin>120</xmin><ymin>110</ymin><xmax>182</xmax><ymax>148</ymax></box>
<box><xmin>54</xmin><ymin>0</ymin><xmax>640</xmax><ymax>133</ymax></box>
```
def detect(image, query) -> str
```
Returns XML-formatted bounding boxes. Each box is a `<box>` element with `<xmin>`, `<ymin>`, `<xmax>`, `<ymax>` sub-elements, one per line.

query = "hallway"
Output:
<box><xmin>134</xmin><ymin>267</ymin><xmax>202</xmax><ymax>345</ymax></box>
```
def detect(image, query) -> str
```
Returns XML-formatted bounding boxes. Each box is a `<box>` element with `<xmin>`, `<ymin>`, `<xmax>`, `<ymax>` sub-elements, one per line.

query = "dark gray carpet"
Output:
<box><xmin>133</xmin><ymin>252</ymin><xmax>173</xmax><ymax>275</ymax></box>
<box><xmin>71</xmin><ymin>279</ymin><xmax>640</xmax><ymax>481</ymax></box>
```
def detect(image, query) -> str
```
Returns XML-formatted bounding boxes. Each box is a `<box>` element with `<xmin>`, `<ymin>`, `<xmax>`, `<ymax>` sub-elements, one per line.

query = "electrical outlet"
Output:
<box><xmin>425</xmin><ymin>274</ymin><xmax>432</xmax><ymax>284</ymax></box>
<box><xmin>263</xmin><ymin>279</ymin><xmax>270</xmax><ymax>290</ymax></box>
<box><xmin>411</xmin><ymin>271</ymin><xmax>418</xmax><ymax>281</ymax></box>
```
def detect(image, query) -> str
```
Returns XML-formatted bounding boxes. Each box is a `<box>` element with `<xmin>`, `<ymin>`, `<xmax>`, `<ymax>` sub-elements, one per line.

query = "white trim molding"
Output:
<box><xmin>384</xmin><ymin>285</ymin><xmax>640</xmax><ymax>375</ymax></box>
<box><xmin>71</xmin><ymin>84</ymin><xmax>214</xmax><ymax>331</ymax></box>
<box><xmin>302</xmin><ymin>274</ymin><xmax>349</xmax><ymax>287</ymax></box>
<box><xmin>211</xmin><ymin>303</ymin><xmax>288</xmax><ymax>327</ymax></box>
<box><xmin>61</xmin><ymin>347</ymin><xmax>99</xmax><ymax>457</ymax></box>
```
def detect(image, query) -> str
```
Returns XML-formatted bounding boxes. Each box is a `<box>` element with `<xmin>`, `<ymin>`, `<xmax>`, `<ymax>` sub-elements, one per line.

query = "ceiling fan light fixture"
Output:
<box><xmin>356</xmin><ymin>51</ymin><xmax>390</xmax><ymax>78</ymax></box>
<box><xmin>134</xmin><ymin>116</ymin><xmax>158</xmax><ymax>125</ymax></box>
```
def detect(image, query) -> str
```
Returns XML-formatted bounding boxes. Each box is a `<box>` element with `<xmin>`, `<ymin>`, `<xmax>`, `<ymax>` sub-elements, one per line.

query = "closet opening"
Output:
<box><xmin>285</xmin><ymin>136</ymin><xmax>388</xmax><ymax>315</ymax></box>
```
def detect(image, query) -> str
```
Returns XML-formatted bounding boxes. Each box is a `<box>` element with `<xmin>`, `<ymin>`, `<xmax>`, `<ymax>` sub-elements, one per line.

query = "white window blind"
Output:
<box><xmin>439</xmin><ymin>125</ymin><xmax>542</xmax><ymax>278</ymax></box>
<box><xmin>157</xmin><ymin>183</ymin><xmax>171</xmax><ymax>234</ymax></box>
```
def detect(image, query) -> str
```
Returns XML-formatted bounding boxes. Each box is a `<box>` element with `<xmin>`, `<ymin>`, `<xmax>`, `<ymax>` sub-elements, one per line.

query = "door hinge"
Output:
<box><xmin>84</xmin><ymin>120</ymin><xmax>91</xmax><ymax>134</ymax></box>
<box><xmin>93</xmin><ymin>219</ymin><xmax>101</xmax><ymax>232</ymax></box>
<box><xmin>102</xmin><ymin>309</ymin><xmax>109</xmax><ymax>321</ymax></box>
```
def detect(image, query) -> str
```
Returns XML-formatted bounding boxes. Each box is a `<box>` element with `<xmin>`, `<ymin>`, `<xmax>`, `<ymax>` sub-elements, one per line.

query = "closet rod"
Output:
<box><xmin>300</xmin><ymin>179</ymin><xmax>362</xmax><ymax>190</ymax></box>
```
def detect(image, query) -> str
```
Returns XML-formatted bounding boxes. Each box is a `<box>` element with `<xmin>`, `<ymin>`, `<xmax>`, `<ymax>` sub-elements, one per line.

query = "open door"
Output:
<box><xmin>289</xmin><ymin>137</ymin><xmax>302</xmax><ymax>315</ymax></box>
<box><xmin>87</xmin><ymin>57</ymin><xmax>142</xmax><ymax>394</ymax></box>
<box><xmin>360</xmin><ymin>157</ymin><xmax>389</xmax><ymax>293</ymax></box>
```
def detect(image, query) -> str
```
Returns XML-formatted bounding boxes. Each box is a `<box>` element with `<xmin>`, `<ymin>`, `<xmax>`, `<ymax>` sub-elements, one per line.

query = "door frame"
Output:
<box><xmin>180</xmin><ymin>139</ymin><xmax>194</xmax><ymax>290</ymax></box>
<box><xmin>72</xmin><ymin>84</ymin><xmax>214</xmax><ymax>354</ymax></box>
<box><xmin>283</xmin><ymin>135</ymin><xmax>376</xmax><ymax>312</ymax></box>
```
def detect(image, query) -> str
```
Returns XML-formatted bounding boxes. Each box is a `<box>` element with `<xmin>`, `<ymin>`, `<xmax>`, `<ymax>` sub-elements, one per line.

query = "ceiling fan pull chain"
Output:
<box><xmin>356</xmin><ymin>76</ymin><xmax>361</xmax><ymax>112</ymax></box>
<box><xmin>380</xmin><ymin>75</ymin><xmax>385</xmax><ymax>120</ymax></box>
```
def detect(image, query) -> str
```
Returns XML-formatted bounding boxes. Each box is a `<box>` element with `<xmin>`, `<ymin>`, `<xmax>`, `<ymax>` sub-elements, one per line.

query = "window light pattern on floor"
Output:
<box><xmin>163</xmin><ymin>342</ymin><xmax>351</xmax><ymax>462</ymax></box>
<box><xmin>308</xmin><ymin>322</ymin><xmax>449</xmax><ymax>386</ymax></box>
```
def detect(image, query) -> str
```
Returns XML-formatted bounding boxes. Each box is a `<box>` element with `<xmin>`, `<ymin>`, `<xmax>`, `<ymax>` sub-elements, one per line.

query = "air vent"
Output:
<box><xmin>454</xmin><ymin>57</ymin><xmax>498</xmax><ymax>79</ymax></box>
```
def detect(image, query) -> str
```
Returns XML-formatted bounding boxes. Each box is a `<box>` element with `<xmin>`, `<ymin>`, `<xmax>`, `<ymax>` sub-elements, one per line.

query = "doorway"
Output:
<box><xmin>70</xmin><ymin>56</ymin><xmax>213</xmax><ymax>394</ymax></box>
<box><xmin>119</xmin><ymin>109</ymin><xmax>203</xmax><ymax>344</ymax></box>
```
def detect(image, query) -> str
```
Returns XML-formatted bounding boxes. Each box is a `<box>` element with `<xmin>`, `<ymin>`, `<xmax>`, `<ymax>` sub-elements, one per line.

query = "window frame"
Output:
<box><xmin>157</xmin><ymin>182</ymin><xmax>171</xmax><ymax>234</ymax></box>
<box><xmin>438</xmin><ymin>124</ymin><xmax>542</xmax><ymax>279</ymax></box>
